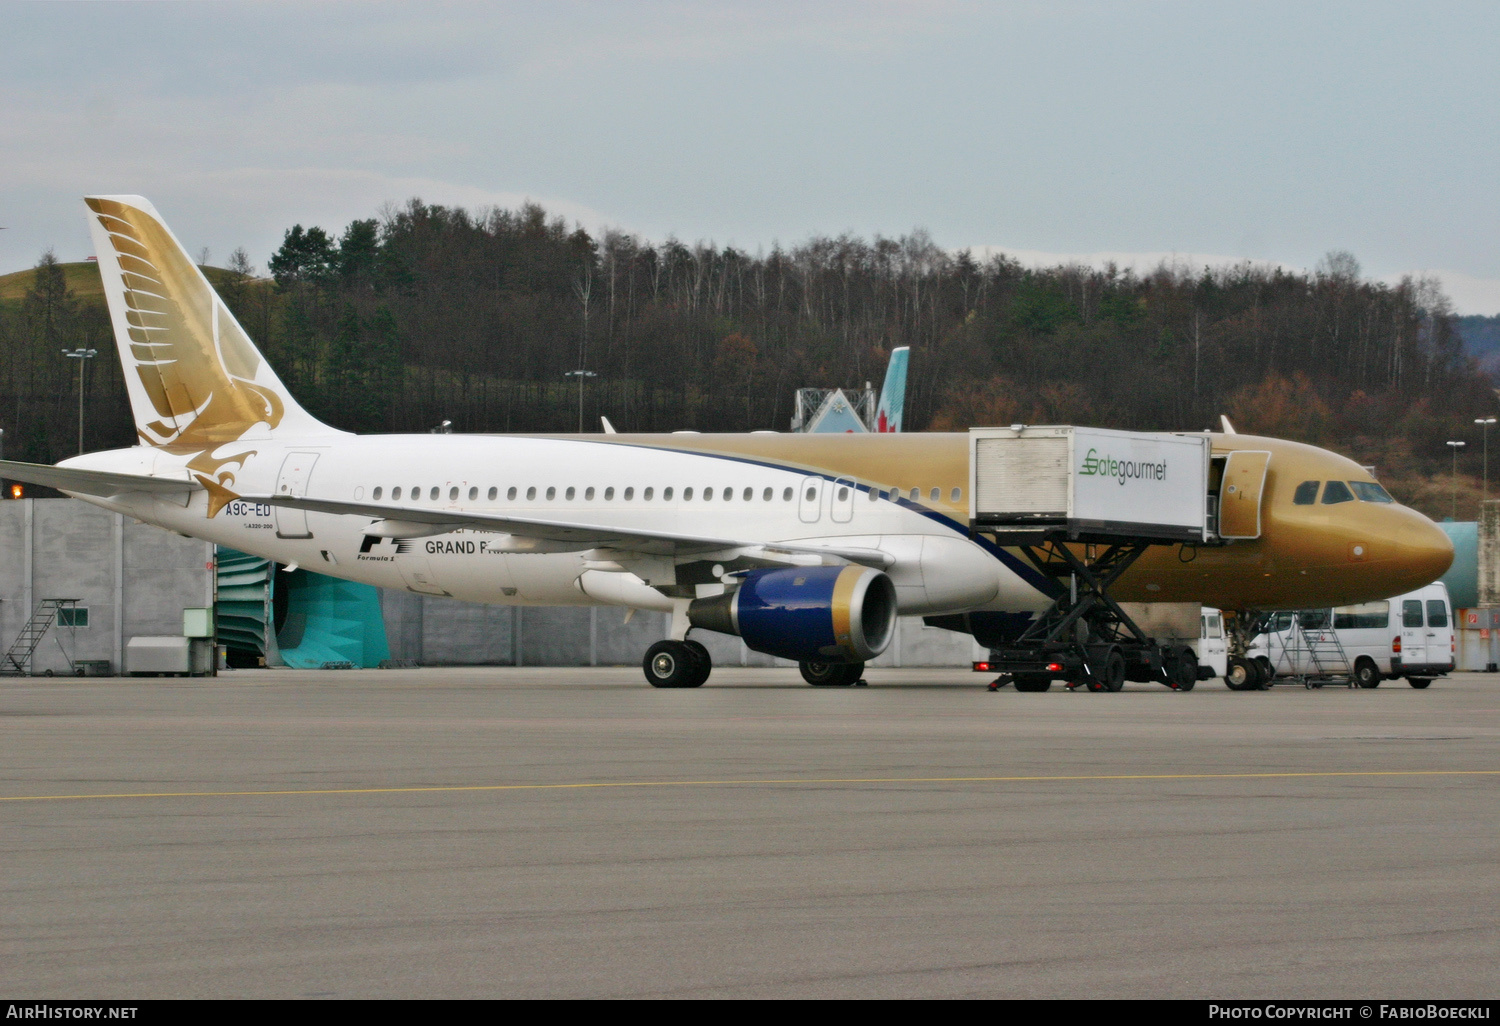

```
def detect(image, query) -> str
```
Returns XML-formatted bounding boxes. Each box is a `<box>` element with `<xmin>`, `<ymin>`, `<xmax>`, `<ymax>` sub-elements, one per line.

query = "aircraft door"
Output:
<box><xmin>830</xmin><ymin>477</ymin><xmax>856</xmax><ymax>523</ymax></box>
<box><xmin>798</xmin><ymin>476</ymin><xmax>824</xmax><ymax>524</ymax></box>
<box><xmin>1219</xmin><ymin>450</ymin><xmax>1271</xmax><ymax>539</ymax></box>
<box><xmin>274</xmin><ymin>452</ymin><xmax>320</xmax><ymax>539</ymax></box>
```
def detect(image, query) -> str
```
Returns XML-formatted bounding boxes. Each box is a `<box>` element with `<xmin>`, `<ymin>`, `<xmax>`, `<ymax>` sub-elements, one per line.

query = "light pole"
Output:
<box><xmin>1448</xmin><ymin>440</ymin><xmax>1467</xmax><ymax>520</ymax></box>
<box><xmin>1476</xmin><ymin>418</ymin><xmax>1496</xmax><ymax>502</ymax></box>
<box><xmin>61</xmin><ymin>347</ymin><xmax>97</xmax><ymax>455</ymax></box>
<box><xmin>565</xmin><ymin>369</ymin><xmax>596</xmax><ymax>433</ymax></box>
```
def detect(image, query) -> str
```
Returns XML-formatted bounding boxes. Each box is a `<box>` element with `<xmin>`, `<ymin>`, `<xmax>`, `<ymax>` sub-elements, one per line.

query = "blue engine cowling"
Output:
<box><xmin>688</xmin><ymin>565</ymin><xmax>898</xmax><ymax>663</ymax></box>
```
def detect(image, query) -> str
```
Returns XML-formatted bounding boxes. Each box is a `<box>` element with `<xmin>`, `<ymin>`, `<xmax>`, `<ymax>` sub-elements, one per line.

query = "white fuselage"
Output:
<box><xmin>63</xmin><ymin>433</ymin><xmax>1047</xmax><ymax>618</ymax></box>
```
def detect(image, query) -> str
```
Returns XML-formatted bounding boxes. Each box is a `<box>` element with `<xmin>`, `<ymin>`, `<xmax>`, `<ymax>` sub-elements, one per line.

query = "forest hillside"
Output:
<box><xmin>1</xmin><ymin>199</ymin><xmax>1496</xmax><ymax>521</ymax></box>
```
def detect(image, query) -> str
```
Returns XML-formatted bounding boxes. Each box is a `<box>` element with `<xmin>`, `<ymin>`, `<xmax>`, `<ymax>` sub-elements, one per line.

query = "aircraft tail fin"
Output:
<box><xmin>874</xmin><ymin>346</ymin><xmax>909</xmax><ymax>432</ymax></box>
<box><xmin>84</xmin><ymin>195</ymin><xmax>334</xmax><ymax>455</ymax></box>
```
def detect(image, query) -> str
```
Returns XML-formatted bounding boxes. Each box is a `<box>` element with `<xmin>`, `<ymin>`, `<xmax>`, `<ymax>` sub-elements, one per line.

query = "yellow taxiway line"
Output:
<box><xmin>1</xmin><ymin>769</ymin><xmax>1496</xmax><ymax>803</ymax></box>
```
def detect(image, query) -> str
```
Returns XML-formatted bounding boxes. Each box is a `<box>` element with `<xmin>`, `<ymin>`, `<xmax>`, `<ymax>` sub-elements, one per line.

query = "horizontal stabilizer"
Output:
<box><xmin>0</xmin><ymin>459</ymin><xmax>202</xmax><ymax>498</ymax></box>
<box><xmin>243</xmin><ymin>492</ymin><xmax>894</xmax><ymax>568</ymax></box>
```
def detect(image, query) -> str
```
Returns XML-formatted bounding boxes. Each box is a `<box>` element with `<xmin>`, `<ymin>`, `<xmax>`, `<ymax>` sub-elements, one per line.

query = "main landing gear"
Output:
<box><xmin>640</xmin><ymin>641</ymin><xmax>869</xmax><ymax>689</ymax></box>
<box><xmin>643</xmin><ymin>639</ymin><xmax>711</xmax><ymax>688</ymax></box>
<box><xmin>800</xmin><ymin>661</ymin><xmax>867</xmax><ymax>687</ymax></box>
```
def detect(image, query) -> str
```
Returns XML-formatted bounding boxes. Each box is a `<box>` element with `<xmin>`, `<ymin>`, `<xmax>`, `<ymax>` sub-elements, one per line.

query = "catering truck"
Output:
<box><xmin>968</xmin><ymin>426</ymin><xmax>1228</xmax><ymax>692</ymax></box>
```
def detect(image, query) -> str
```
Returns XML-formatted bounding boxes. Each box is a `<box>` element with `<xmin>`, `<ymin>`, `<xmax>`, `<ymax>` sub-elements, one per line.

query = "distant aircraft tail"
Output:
<box><xmin>84</xmin><ymin>196</ymin><xmax>336</xmax><ymax>505</ymax></box>
<box><xmin>874</xmin><ymin>346</ymin><xmax>909</xmax><ymax>432</ymax></box>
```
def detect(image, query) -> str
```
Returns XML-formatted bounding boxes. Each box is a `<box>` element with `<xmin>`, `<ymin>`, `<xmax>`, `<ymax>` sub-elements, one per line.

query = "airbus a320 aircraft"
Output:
<box><xmin>0</xmin><ymin>197</ymin><xmax>1455</xmax><ymax>688</ymax></box>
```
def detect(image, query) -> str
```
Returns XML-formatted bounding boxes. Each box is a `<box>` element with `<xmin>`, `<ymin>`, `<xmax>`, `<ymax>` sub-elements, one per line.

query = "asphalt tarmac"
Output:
<box><xmin>2</xmin><ymin>667</ymin><xmax>1496</xmax><ymax>999</ymax></box>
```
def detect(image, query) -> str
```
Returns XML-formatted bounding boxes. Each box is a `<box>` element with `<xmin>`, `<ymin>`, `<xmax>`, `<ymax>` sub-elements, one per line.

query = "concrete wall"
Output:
<box><xmin>380</xmin><ymin>590</ymin><xmax>985</xmax><ymax>669</ymax></box>
<box><xmin>0</xmin><ymin>499</ymin><xmax>213</xmax><ymax>675</ymax></box>
<box><xmin>0</xmin><ymin>497</ymin><xmax>983</xmax><ymax>674</ymax></box>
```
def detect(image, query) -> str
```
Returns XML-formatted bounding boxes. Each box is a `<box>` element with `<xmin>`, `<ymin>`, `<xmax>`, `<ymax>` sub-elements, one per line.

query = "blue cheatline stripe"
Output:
<box><xmin>557</xmin><ymin>438</ymin><xmax>1059</xmax><ymax>598</ymax></box>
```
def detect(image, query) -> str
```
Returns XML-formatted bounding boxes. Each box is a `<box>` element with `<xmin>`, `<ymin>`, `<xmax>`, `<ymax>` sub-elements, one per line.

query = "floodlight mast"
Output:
<box><xmin>565</xmin><ymin>369</ymin><xmax>597</xmax><ymax>432</ymax></box>
<box><xmin>1476</xmin><ymin>418</ymin><xmax>1496</xmax><ymax>502</ymax></box>
<box><xmin>61</xmin><ymin>347</ymin><xmax>97</xmax><ymax>456</ymax></box>
<box><xmin>1447</xmin><ymin>440</ymin><xmax>1467</xmax><ymax>520</ymax></box>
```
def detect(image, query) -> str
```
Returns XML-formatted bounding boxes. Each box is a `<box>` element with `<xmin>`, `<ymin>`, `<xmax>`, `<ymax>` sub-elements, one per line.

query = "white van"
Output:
<box><xmin>1253</xmin><ymin>582</ymin><xmax>1454</xmax><ymax>688</ymax></box>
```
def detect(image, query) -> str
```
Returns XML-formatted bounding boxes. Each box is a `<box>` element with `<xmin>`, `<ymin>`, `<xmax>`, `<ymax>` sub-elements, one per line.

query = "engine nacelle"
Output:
<box><xmin>688</xmin><ymin>565</ymin><xmax>898</xmax><ymax>663</ymax></box>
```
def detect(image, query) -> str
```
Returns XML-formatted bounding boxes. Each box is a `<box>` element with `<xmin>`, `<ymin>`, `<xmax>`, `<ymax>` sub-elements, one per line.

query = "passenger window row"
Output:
<box><xmin>872</xmin><ymin>487</ymin><xmax>963</xmax><ymax>502</ymax></box>
<box><xmin>367</xmin><ymin>483</ymin><xmax>965</xmax><ymax>504</ymax></box>
<box><xmin>1291</xmin><ymin>479</ymin><xmax>1395</xmax><ymax>505</ymax></box>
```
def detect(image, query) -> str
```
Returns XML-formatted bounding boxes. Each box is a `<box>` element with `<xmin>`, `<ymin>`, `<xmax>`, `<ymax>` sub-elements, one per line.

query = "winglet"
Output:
<box><xmin>1220</xmin><ymin>415</ymin><xmax>1237</xmax><ymax>435</ymax></box>
<box><xmin>601</xmin><ymin>416</ymin><xmax>618</xmax><ymax>434</ymax></box>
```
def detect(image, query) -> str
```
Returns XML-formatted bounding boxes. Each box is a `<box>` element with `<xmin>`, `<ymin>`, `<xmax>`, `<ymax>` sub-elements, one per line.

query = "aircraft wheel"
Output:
<box><xmin>1253</xmin><ymin>656</ymin><xmax>1274</xmax><ymax>689</ymax></box>
<box><xmin>682</xmin><ymin>640</ymin><xmax>711</xmax><ymax>687</ymax></box>
<box><xmin>1225</xmin><ymin>657</ymin><xmax>1254</xmax><ymax>690</ymax></box>
<box><xmin>1354</xmin><ymin>658</ymin><xmax>1381</xmax><ymax>689</ymax></box>
<box><xmin>1014</xmin><ymin>675</ymin><xmax>1052</xmax><ymax>692</ymax></box>
<box><xmin>1407</xmin><ymin>677</ymin><xmax>1432</xmax><ymax>689</ymax></box>
<box><xmin>643</xmin><ymin>641</ymin><xmax>699</xmax><ymax>688</ymax></box>
<box><xmin>801</xmin><ymin>660</ymin><xmax>856</xmax><ymax>686</ymax></box>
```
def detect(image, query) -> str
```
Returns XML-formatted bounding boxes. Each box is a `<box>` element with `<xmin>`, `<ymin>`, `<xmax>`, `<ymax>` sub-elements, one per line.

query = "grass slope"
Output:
<box><xmin>0</xmin><ymin>261</ymin><xmax>243</xmax><ymax>303</ymax></box>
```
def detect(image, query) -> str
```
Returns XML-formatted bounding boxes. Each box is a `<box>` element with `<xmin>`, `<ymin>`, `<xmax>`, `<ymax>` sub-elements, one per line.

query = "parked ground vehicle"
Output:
<box><xmin>1194</xmin><ymin>608</ymin><xmax>1229</xmax><ymax>681</ymax></box>
<box><xmin>1251</xmin><ymin>581</ymin><xmax>1454</xmax><ymax>688</ymax></box>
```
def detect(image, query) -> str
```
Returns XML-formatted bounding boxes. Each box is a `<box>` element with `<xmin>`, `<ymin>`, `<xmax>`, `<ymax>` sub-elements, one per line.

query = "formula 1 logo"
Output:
<box><xmin>358</xmin><ymin>535</ymin><xmax>413</xmax><ymax>557</ymax></box>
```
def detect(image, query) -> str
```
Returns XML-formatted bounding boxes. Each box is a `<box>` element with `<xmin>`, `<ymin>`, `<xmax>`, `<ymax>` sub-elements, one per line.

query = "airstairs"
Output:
<box><xmin>1269</xmin><ymin>611</ymin><xmax>1352</xmax><ymax>688</ymax></box>
<box><xmin>1</xmin><ymin>599</ymin><xmax>80</xmax><ymax>676</ymax></box>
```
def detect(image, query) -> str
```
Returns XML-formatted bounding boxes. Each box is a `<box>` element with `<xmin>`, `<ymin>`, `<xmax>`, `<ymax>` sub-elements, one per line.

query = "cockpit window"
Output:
<box><xmin>1350</xmin><ymin>481</ymin><xmax>1394</xmax><ymax>503</ymax></box>
<box><xmin>1321</xmin><ymin>480</ymin><xmax>1354</xmax><ymax>504</ymax></box>
<box><xmin>1293</xmin><ymin>481</ymin><xmax>1320</xmax><ymax>505</ymax></box>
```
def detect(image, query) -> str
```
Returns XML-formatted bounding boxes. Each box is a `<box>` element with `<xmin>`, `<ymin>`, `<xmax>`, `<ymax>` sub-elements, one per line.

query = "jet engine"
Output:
<box><xmin>688</xmin><ymin>564</ymin><xmax>897</xmax><ymax>663</ymax></box>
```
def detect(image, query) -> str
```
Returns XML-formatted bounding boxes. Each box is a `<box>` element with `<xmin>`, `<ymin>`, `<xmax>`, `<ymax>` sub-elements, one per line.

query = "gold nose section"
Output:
<box><xmin>1394</xmin><ymin>513</ymin><xmax>1454</xmax><ymax>590</ymax></box>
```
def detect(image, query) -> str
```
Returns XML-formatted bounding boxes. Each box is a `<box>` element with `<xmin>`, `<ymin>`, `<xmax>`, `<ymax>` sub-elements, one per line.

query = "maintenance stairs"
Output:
<box><xmin>1269</xmin><ymin>611</ymin><xmax>1353</xmax><ymax>688</ymax></box>
<box><xmin>1</xmin><ymin>599</ymin><xmax>79</xmax><ymax>676</ymax></box>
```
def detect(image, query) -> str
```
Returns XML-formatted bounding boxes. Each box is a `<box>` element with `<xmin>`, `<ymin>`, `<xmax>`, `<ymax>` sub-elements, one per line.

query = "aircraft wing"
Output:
<box><xmin>243</xmin><ymin>492</ymin><xmax>895</xmax><ymax>569</ymax></box>
<box><xmin>0</xmin><ymin>459</ymin><xmax>202</xmax><ymax>498</ymax></box>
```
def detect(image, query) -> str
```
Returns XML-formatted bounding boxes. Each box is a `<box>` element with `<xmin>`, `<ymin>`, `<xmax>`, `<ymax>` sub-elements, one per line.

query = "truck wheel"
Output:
<box><xmin>1407</xmin><ymin>677</ymin><xmax>1432</xmax><ymax>689</ymax></box>
<box><xmin>1225</xmin><ymin>657</ymin><xmax>1254</xmax><ymax>690</ymax></box>
<box><xmin>1091</xmin><ymin>648</ymin><xmax>1126</xmax><ymax>692</ymax></box>
<box><xmin>1354</xmin><ymin>659</ymin><xmax>1381</xmax><ymax>688</ymax></box>
<box><xmin>1014</xmin><ymin>675</ymin><xmax>1052</xmax><ymax>692</ymax></box>
<box><xmin>1170</xmin><ymin>646</ymin><xmax>1198</xmax><ymax>691</ymax></box>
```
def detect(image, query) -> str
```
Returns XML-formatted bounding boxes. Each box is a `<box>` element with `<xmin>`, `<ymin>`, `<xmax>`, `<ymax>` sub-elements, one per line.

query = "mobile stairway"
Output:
<box><xmin>1266</xmin><ymin>611</ymin><xmax>1353</xmax><ymax>688</ymax></box>
<box><xmin>1</xmin><ymin>598</ymin><xmax>80</xmax><ymax>676</ymax></box>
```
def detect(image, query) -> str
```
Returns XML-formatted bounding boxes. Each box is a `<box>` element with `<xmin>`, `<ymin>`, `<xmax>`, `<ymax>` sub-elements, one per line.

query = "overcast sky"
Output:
<box><xmin>5</xmin><ymin>0</ymin><xmax>1499</xmax><ymax>312</ymax></box>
